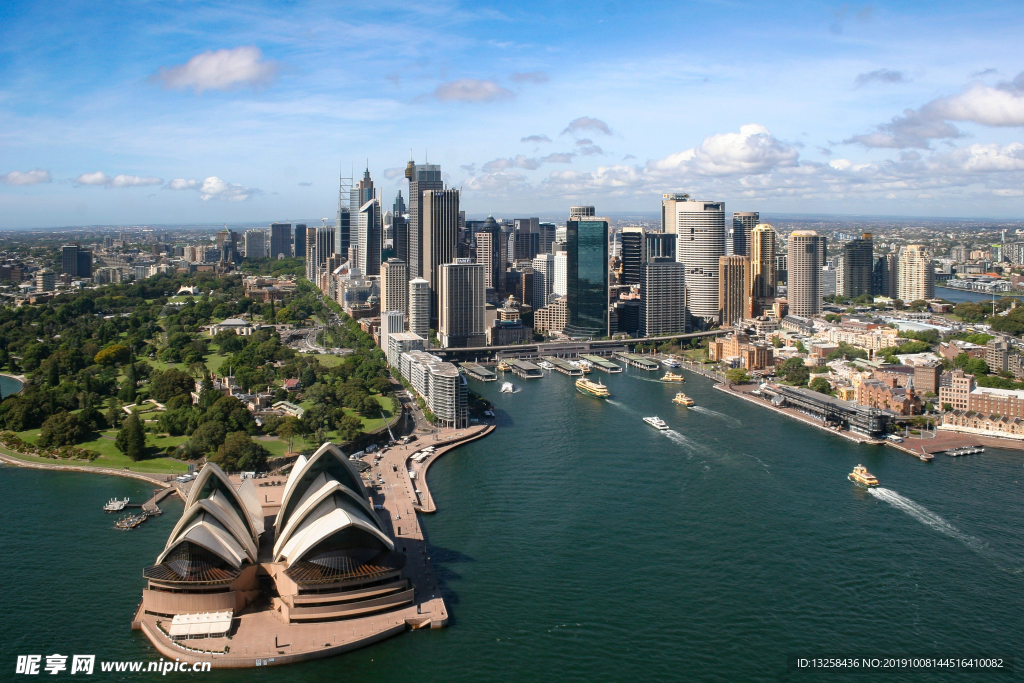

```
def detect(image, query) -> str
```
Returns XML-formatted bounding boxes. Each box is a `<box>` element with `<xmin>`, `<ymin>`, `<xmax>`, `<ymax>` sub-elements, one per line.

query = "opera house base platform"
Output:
<box><xmin>129</xmin><ymin>431</ymin><xmax>493</xmax><ymax>669</ymax></box>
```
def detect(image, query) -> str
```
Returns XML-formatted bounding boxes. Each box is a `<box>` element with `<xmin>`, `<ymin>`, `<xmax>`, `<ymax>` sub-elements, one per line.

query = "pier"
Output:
<box><xmin>459</xmin><ymin>362</ymin><xmax>496</xmax><ymax>381</ymax></box>
<box><xmin>580</xmin><ymin>355</ymin><xmax>622</xmax><ymax>373</ymax></box>
<box><xmin>613</xmin><ymin>352</ymin><xmax>660</xmax><ymax>371</ymax></box>
<box><xmin>541</xmin><ymin>356</ymin><xmax>583</xmax><ymax>376</ymax></box>
<box><xmin>507</xmin><ymin>359</ymin><xmax>544</xmax><ymax>379</ymax></box>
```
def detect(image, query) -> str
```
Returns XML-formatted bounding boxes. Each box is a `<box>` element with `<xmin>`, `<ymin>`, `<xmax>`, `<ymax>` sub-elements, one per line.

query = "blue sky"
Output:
<box><xmin>2</xmin><ymin>0</ymin><xmax>1024</xmax><ymax>227</ymax></box>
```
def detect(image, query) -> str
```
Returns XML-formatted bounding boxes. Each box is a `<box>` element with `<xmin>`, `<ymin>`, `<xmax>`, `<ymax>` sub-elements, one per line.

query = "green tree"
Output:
<box><xmin>809</xmin><ymin>377</ymin><xmax>832</xmax><ymax>394</ymax></box>
<box><xmin>37</xmin><ymin>411</ymin><xmax>91</xmax><ymax>447</ymax></box>
<box><xmin>725</xmin><ymin>368</ymin><xmax>749</xmax><ymax>385</ymax></box>
<box><xmin>149</xmin><ymin>368</ymin><xmax>195</xmax><ymax>403</ymax></box>
<box><xmin>209</xmin><ymin>431</ymin><xmax>269</xmax><ymax>471</ymax></box>
<box><xmin>115</xmin><ymin>413</ymin><xmax>147</xmax><ymax>461</ymax></box>
<box><xmin>184</xmin><ymin>420</ymin><xmax>227</xmax><ymax>458</ymax></box>
<box><xmin>94</xmin><ymin>344</ymin><xmax>131</xmax><ymax>366</ymax></box>
<box><xmin>202</xmin><ymin>395</ymin><xmax>256</xmax><ymax>433</ymax></box>
<box><xmin>277</xmin><ymin>417</ymin><xmax>301</xmax><ymax>453</ymax></box>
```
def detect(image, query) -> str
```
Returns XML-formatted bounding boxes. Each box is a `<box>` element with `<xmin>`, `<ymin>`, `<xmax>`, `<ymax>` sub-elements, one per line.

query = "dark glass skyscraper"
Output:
<box><xmin>293</xmin><ymin>224</ymin><xmax>306</xmax><ymax>262</ymax></box>
<box><xmin>270</xmin><ymin>223</ymin><xmax>292</xmax><ymax>259</ymax></box>
<box><xmin>841</xmin><ymin>233</ymin><xmax>874</xmax><ymax>298</ymax></box>
<box><xmin>565</xmin><ymin>216</ymin><xmax>609</xmax><ymax>338</ymax></box>
<box><xmin>405</xmin><ymin>161</ymin><xmax>443</xmax><ymax>278</ymax></box>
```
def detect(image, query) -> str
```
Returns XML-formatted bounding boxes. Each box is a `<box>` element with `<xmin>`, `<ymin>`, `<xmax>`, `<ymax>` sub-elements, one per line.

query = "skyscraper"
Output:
<box><xmin>841</xmin><ymin>233</ymin><xmax>874</xmax><ymax>299</ymax></box>
<box><xmin>355</xmin><ymin>197</ymin><xmax>382</xmax><ymax>275</ymax></box>
<box><xmin>620</xmin><ymin>227</ymin><xmax>646</xmax><ymax>286</ymax></box>
<box><xmin>538</xmin><ymin>222</ymin><xmax>556</xmax><ymax>255</ymax></box>
<box><xmin>569</xmin><ymin>206</ymin><xmax>596</xmax><ymax>219</ymax></box>
<box><xmin>672</xmin><ymin>200</ymin><xmax>725</xmax><ymax>327</ymax></box>
<box><xmin>270</xmin><ymin>223</ymin><xmax>292</xmax><ymax>259</ymax></box>
<box><xmin>640</xmin><ymin>258</ymin><xmax>688</xmax><ymax>336</ymax></box>
<box><xmin>873</xmin><ymin>253</ymin><xmax>897</xmax><ymax>298</ymax></box>
<box><xmin>646</xmin><ymin>232</ymin><xmax>676</xmax><ymax>260</ymax></box>
<box><xmin>61</xmin><ymin>243</ymin><xmax>92</xmax><ymax>277</ymax></box>
<box><xmin>565</xmin><ymin>215</ymin><xmax>609</xmax><ymax>338</ymax></box>
<box><xmin>898</xmin><ymin>245</ymin><xmax>934</xmax><ymax>302</ymax></box>
<box><xmin>336</xmin><ymin>172</ymin><xmax>352</xmax><ymax>258</ymax></box>
<box><xmin>408</xmin><ymin>278</ymin><xmax>431</xmax><ymax>340</ymax></box>
<box><xmin>718</xmin><ymin>255</ymin><xmax>751</xmax><ymax>326</ymax></box>
<box><xmin>661</xmin><ymin>193</ymin><xmax>690</xmax><ymax>233</ymax></box>
<box><xmin>731</xmin><ymin>212</ymin><xmax>759</xmax><ymax>257</ymax></box>
<box><xmin>475</xmin><ymin>215</ymin><xmax>501</xmax><ymax>291</ymax></box>
<box><xmin>512</xmin><ymin>218</ymin><xmax>540</xmax><ymax>261</ymax></box>
<box><xmin>381</xmin><ymin>258</ymin><xmax>408</xmax><ymax>316</ymax></box>
<box><xmin>788</xmin><ymin>230</ymin><xmax>826</xmax><ymax>317</ymax></box>
<box><xmin>305</xmin><ymin>226</ymin><xmax>317</xmax><ymax>280</ymax></box>
<box><xmin>750</xmin><ymin>223</ymin><xmax>777</xmax><ymax>314</ymax></box>
<box><xmin>405</xmin><ymin>161</ymin><xmax>443</xmax><ymax>279</ymax></box>
<box><xmin>244</xmin><ymin>229</ymin><xmax>267</xmax><ymax>259</ymax></box>
<box><xmin>532</xmin><ymin>253</ymin><xmax>555</xmax><ymax>308</ymax></box>
<box><xmin>553</xmin><ymin>249</ymin><xmax>567</xmax><ymax>297</ymax></box>
<box><xmin>421</xmin><ymin>188</ymin><xmax>460</xmax><ymax>318</ymax></box>
<box><xmin>352</xmin><ymin>168</ymin><xmax>374</xmax><ymax>213</ymax></box>
<box><xmin>438</xmin><ymin>259</ymin><xmax>486</xmax><ymax>348</ymax></box>
<box><xmin>294</xmin><ymin>224</ymin><xmax>306</xmax><ymax>262</ymax></box>
<box><xmin>314</xmin><ymin>226</ymin><xmax>335</xmax><ymax>282</ymax></box>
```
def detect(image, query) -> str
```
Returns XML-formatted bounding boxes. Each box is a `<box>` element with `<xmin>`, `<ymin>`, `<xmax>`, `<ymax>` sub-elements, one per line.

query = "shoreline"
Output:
<box><xmin>409</xmin><ymin>424</ymin><xmax>496</xmax><ymax>513</ymax></box>
<box><xmin>0</xmin><ymin>449</ymin><xmax>173</xmax><ymax>487</ymax></box>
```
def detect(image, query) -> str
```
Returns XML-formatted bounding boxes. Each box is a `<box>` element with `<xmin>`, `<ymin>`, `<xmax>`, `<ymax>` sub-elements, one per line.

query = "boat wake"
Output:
<box><xmin>868</xmin><ymin>487</ymin><xmax>985</xmax><ymax>551</ymax></box>
<box><xmin>662</xmin><ymin>429</ymin><xmax>708</xmax><ymax>457</ymax></box>
<box><xmin>690</xmin><ymin>406</ymin><xmax>742</xmax><ymax>426</ymax></box>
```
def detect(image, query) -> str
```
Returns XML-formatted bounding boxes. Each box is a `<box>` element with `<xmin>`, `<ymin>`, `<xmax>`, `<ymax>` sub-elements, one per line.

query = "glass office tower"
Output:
<box><xmin>564</xmin><ymin>216</ymin><xmax>609</xmax><ymax>338</ymax></box>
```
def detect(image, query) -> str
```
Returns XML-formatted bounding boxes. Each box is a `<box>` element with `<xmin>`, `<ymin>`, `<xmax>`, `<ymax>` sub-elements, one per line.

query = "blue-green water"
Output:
<box><xmin>3</xmin><ymin>368</ymin><xmax>1023</xmax><ymax>682</ymax></box>
<box><xmin>0</xmin><ymin>374</ymin><xmax>23</xmax><ymax>398</ymax></box>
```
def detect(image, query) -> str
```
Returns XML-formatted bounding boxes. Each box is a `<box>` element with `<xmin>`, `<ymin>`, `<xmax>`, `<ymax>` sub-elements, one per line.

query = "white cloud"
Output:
<box><xmin>649</xmin><ymin>124</ymin><xmax>799</xmax><ymax>176</ymax></box>
<box><xmin>199</xmin><ymin>176</ymin><xmax>261</xmax><ymax>201</ymax></box>
<box><xmin>433</xmin><ymin>79</ymin><xmax>512</xmax><ymax>103</ymax></box>
<box><xmin>383</xmin><ymin>167</ymin><xmax>405</xmax><ymax>180</ymax></box>
<box><xmin>845</xmin><ymin>109</ymin><xmax>963</xmax><ymax>149</ymax></box>
<box><xmin>464</xmin><ymin>171</ymin><xmax>530</xmax><ymax>193</ymax></box>
<box><xmin>854</xmin><ymin>69</ymin><xmax>906</xmax><ymax>87</ymax></box>
<box><xmin>151</xmin><ymin>46</ymin><xmax>277</xmax><ymax>94</ymax></box>
<box><xmin>165</xmin><ymin>178</ymin><xmax>201</xmax><ymax>190</ymax></box>
<box><xmin>540</xmin><ymin>153</ymin><xmax>575</xmax><ymax>163</ymax></box>
<box><xmin>482</xmin><ymin>155</ymin><xmax>540</xmax><ymax>172</ymax></box>
<box><xmin>561</xmin><ymin>116</ymin><xmax>612</xmax><ymax>136</ymax></box>
<box><xmin>75</xmin><ymin>171</ymin><xmax>162</xmax><ymax>187</ymax></box>
<box><xmin>521</xmin><ymin>134</ymin><xmax>551</xmax><ymax>143</ymax></box>
<box><xmin>1</xmin><ymin>169</ymin><xmax>51</xmax><ymax>186</ymax></box>
<box><xmin>74</xmin><ymin>171</ymin><xmax>112</xmax><ymax>186</ymax></box>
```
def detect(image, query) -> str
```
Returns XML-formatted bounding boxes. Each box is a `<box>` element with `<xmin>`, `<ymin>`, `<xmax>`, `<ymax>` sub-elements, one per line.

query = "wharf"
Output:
<box><xmin>614</xmin><ymin>352</ymin><xmax>660</xmax><ymax>370</ymax></box>
<box><xmin>459</xmin><ymin>362</ymin><xmax>496</xmax><ymax>381</ymax></box>
<box><xmin>580</xmin><ymin>355</ymin><xmax>622</xmax><ymax>373</ymax></box>
<box><xmin>507</xmin><ymin>359</ymin><xmax>544</xmax><ymax>379</ymax></box>
<box><xmin>541</xmin><ymin>356</ymin><xmax>583</xmax><ymax>376</ymax></box>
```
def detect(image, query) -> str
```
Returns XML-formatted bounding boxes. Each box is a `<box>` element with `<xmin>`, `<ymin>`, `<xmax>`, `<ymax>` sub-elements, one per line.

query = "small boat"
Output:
<box><xmin>672</xmin><ymin>392</ymin><xmax>694</xmax><ymax>407</ymax></box>
<box><xmin>662</xmin><ymin>372</ymin><xmax>685</xmax><ymax>382</ymax></box>
<box><xmin>848</xmin><ymin>464</ymin><xmax>879</xmax><ymax>487</ymax></box>
<box><xmin>537</xmin><ymin>360</ymin><xmax>555</xmax><ymax>370</ymax></box>
<box><xmin>662</xmin><ymin>357</ymin><xmax>681</xmax><ymax>368</ymax></box>
<box><xmin>496</xmin><ymin>360</ymin><xmax>511</xmax><ymax>372</ymax></box>
<box><xmin>500</xmin><ymin>382</ymin><xmax>514</xmax><ymax>394</ymax></box>
<box><xmin>643</xmin><ymin>416</ymin><xmax>669</xmax><ymax>430</ymax></box>
<box><xmin>104</xmin><ymin>497</ymin><xmax>129</xmax><ymax>512</ymax></box>
<box><xmin>575</xmin><ymin>378</ymin><xmax>610</xmax><ymax>398</ymax></box>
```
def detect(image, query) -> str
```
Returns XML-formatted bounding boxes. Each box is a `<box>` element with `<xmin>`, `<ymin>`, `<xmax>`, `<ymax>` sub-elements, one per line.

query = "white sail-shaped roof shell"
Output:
<box><xmin>275</xmin><ymin>496</ymin><xmax>394</xmax><ymax>564</ymax></box>
<box><xmin>164</xmin><ymin>497</ymin><xmax>258</xmax><ymax>564</ymax></box>
<box><xmin>185</xmin><ymin>463</ymin><xmax>263</xmax><ymax>543</ymax></box>
<box><xmin>156</xmin><ymin>513</ymin><xmax>249</xmax><ymax>569</ymax></box>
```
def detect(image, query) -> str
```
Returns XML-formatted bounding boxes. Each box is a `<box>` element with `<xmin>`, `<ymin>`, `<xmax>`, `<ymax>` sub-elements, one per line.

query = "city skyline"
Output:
<box><xmin>3</xmin><ymin>1</ymin><xmax>1024</xmax><ymax>228</ymax></box>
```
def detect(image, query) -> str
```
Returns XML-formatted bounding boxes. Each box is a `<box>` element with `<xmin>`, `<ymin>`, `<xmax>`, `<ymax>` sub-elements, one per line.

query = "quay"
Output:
<box><xmin>507</xmin><ymin>359</ymin><xmax>544</xmax><ymax>379</ymax></box>
<box><xmin>580</xmin><ymin>355</ymin><xmax>622</xmax><ymax>373</ymax></box>
<box><xmin>614</xmin><ymin>352</ymin><xmax>660</xmax><ymax>371</ymax></box>
<box><xmin>459</xmin><ymin>362</ymin><xmax>496</xmax><ymax>382</ymax></box>
<box><xmin>541</xmin><ymin>356</ymin><xmax>583</xmax><ymax>376</ymax></box>
<box><xmin>404</xmin><ymin>425</ymin><xmax>495</xmax><ymax>513</ymax></box>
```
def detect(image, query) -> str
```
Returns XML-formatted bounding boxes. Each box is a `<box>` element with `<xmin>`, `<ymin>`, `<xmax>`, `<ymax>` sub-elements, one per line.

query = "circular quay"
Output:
<box><xmin>3</xmin><ymin>0</ymin><xmax>1024</xmax><ymax>681</ymax></box>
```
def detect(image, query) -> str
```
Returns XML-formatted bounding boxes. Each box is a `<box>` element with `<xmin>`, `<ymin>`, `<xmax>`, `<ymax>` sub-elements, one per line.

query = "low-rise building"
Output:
<box><xmin>856</xmin><ymin>378</ymin><xmax>922</xmax><ymax>415</ymax></box>
<box><xmin>939</xmin><ymin>369</ymin><xmax>1024</xmax><ymax>418</ymax></box>
<box><xmin>534</xmin><ymin>298</ymin><xmax>567</xmax><ymax>334</ymax></box>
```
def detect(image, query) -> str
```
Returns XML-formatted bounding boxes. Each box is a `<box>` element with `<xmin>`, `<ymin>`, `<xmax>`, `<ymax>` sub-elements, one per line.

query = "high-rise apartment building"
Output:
<box><xmin>408</xmin><ymin>278</ymin><xmax>431</xmax><ymax>340</ymax></box>
<box><xmin>660</xmin><ymin>193</ymin><xmax>690</xmax><ymax>233</ymax></box>
<box><xmin>718</xmin><ymin>255</ymin><xmax>751</xmax><ymax>326</ymax></box>
<box><xmin>565</xmin><ymin>215</ymin><xmax>610</xmax><ymax>338</ymax></box>
<box><xmin>873</xmin><ymin>253</ymin><xmax>897</xmax><ymax>298</ymax></box>
<box><xmin>553</xmin><ymin>250</ymin><xmax>567</xmax><ymax>297</ymax></box>
<box><xmin>305</xmin><ymin>226</ymin><xmax>317</xmax><ymax>280</ymax></box>
<box><xmin>35</xmin><ymin>269</ymin><xmax>56</xmax><ymax>291</ymax></box>
<box><xmin>475</xmin><ymin>216</ymin><xmax>501</xmax><ymax>291</ymax></box>
<box><xmin>898</xmin><ymin>245</ymin><xmax>934</xmax><ymax>302</ymax></box>
<box><xmin>672</xmin><ymin>200</ymin><xmax>725</xmax><ymax>327</ymax></box>
<box><xmin>750</xmin><ymin>223</ymin><xmax>777</xmax><ymax>310</ymax></box>
<box><xmin>640</xmin><ymin>258</ymin><xmax>688</xmax><ymax>337</ymax></box>
<box><xmin>381</xmin><ymin>258</ymin><xmax>408</xmax><ymax>316</ymax></box>
<box><xmin>270</xmin><ymin>223</ymin><xmax>292</xmax><ymax>259</ymax></box>
<box><xmin>438</xmin><ymin>259</ymin><xmax>486</xmax><ymax>348</ymax></box>
<box><xmin>314</xmin><ymin>227</ymin><xmax>335</xmax><ymax>282</ymax></box>
<box><xmin>421</xmin><ymin>188</ymin><xmax>460</xmax><ymax>318</ymax></box>
<box><xmin>620</xmin><ymin>227</ymin><xmax>646</xmax><ymax>286</ymax></box>
<box><xmin>840</xmin><ymin>233</ymin><xmax>874</xmax><ymax>299</ymax></box>
<box><xmin>788</xmin><ymin>230</ymin><xmax>827</xmax><ymax>317</ymax></box>
<box><xmin>244</xmin><ymin>229</ymin><xmax>267</xmax><ymax>259</ymax></box>
<box><xmin>405</xmin><ymin>161</ymin><xmax>443</xmax><ymax>279</ymax></box>
<box><xmin>532</xmin><ymin>253</ymin><xmax>555</xmax><ymax>308</ymax></box>
<box><xmin>731</xmin><ymin>212</ymin><xmax>759</xmax><ymax>257</ymax></box>
<box><xmin>294</xmin><ymin>224</ymin><xmax>306</xmax><ymax>261</ymax></box>
<box><xmin>379</xmin><ymin>310</ymin><xmax>405</xmax><ymax>364</ymax></box>
<box><xmin>355</xmin><ymin>197</ymin><xmax>382</xmax><ymax>275</ymax></box>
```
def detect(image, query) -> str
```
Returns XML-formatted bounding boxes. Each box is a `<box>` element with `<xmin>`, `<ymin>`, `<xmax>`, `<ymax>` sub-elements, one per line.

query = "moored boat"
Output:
<box><xmin>672</xmin><ymin>392</ymin><xmax>694</xmax><ymax>407</ymax></box>
<box><xmin>575</xmin><ymin>378</ymin><xmax>610</xmax><ymax>398</ymax></box>
<box><xmin>104</xmin><ymin>497</ymin><xmax>129</xmax><ymax>512</ymax></box>
<box><xmin>848</xmin><ymin>464</ymin><xmax>879</xmax><ymax>487</ymax></box>
<box><xmin>496</xmin><ymin>360</ymin><xmax>512</xmax><ymax>372</ymax></box>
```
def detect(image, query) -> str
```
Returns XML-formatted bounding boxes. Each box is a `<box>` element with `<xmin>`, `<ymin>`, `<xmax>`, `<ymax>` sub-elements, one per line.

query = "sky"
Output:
<box><xmin>2</xmin><ymin>0</ymin><xmax>1024</xmax><ymax>228</ymax></box>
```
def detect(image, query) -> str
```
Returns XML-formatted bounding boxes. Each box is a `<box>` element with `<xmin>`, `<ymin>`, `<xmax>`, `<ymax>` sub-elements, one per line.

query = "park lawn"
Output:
<box><xmin>7</xmin><ymin>427</ymin><xmax>188</xmax><ymax>473</ymax></box>
<box><xmin>313</xmin><ymin>354</ymin><xmax>344</xmax><ymax>367</ymax></box>
<box><xmin>344</xmin><ymin>394</ymin><xmax>396</xmax><ymax>432</ymax></box>
<box><xmin>205</xmin><ymin>353</ymin><xmax>229</xmax><ymax>375</ymax></box>
<box><xmin>257</xmin><ymin>436</ymin><xmax>291</xmax><ymax>458</ymax></box>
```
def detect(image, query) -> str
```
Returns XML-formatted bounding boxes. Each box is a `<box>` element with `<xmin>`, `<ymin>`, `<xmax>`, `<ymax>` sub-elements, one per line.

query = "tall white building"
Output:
<box><xmin>640</xmin><ymin>258</ymin><xmax>688</xmax><ymax>336</ymax></box>
<box><xmin>387</xmin><ymin>331</ymin><xmax>425</xmax><ymax>368</ymax></box>
<box><xmin>381</xmin><ymin>258</ymin><xmax>408</xmax><ymax>316</ymax></box>
<box><xmin>553</xmin><ymin>251</ymin><xmax>567</xmax><ymax>296</ymax></box>
<box><xmin>532</xmin><ymin>253</ymin><xmax>555</xmax><ymax>308</ymax></box>
<box><xmin>399</xmin><ymin>350</ymin><xmax>468</xmax><ymax>429</ymax></box>
<box><xmin>438</xmin><ymin>259</ymin><xmax>485</xmax><ymax>348</ymax></box>
<box><xmin>788</xmin><ymin>230</ymin><xmax>826</xmax><ymax>317</ymax></box>
<box><xmin>672</xmin><ymin>200</ymin><xmax>725</xmax><ymax>327</ymax></box>
<box><xmin>244</xmin><ymin>229</ymin><xmax>267</xmax><ymax>259</ymax></box>
<box><xmin>379</xmin><ymin>310</ymin><xmax>405</xmax><ymax>363</ymax></box>
<box><xmin>354</xmin><ymin>197</ymin><xmax>382</xmax><ymax>276</ymax></box>
<box><xmin>899</xmin><ymin>245</ymin><xmax>935</xmax><ymax>302</ymax></box>
<box><xmin>408</xmin><ymin>278</ymin><xmax>431</xmax><ymax>341</ymax></box>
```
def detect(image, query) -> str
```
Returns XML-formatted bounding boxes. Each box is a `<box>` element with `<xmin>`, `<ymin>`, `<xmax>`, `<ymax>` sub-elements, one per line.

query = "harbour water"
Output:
<box><xmin>936</xmin><ymin>286</ymin><xmax>1021</xmax><ymax>304</ymax></box>
<box><xmin>0</xmin><ymin>374</ymin><xmax>23</xmax><ymax>398</ymax></box>
<box><xmin>2</xmin><ymin>368</ymin><xmax>1023</xmax><ymax>681</ymax></box>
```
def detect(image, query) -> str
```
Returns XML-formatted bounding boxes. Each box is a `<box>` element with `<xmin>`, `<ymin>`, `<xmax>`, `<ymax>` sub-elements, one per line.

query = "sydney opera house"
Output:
<box><xmin>134</xmin><ymin>442</ymin><xmax>423</xmax><ymax>663</ymax></box>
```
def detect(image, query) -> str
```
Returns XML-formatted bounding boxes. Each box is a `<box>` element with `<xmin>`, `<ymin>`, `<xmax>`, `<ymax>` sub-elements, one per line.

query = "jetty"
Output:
<box><xmin>541</xmin><ymin>356</ymin><xmax>583</xmax><ymax>376</ymax></box>
<box><xmin>507</xmin><ymin>359</ymin><xmax>544</xmax><ymax>379</ymax></box>
<box><xmin>613</xmin><ymin>352</ymin><xmax>660</xmax><ymax>371</ymax></box>
<box><xmin>459</xmin><ymin>362</ymin><xmax>496</xmax><ymax>381</ymax></box>
<box><xmin>580</xmin><ymin>355</ymin><xmax>622</xmax><ymax>373</ymax></box>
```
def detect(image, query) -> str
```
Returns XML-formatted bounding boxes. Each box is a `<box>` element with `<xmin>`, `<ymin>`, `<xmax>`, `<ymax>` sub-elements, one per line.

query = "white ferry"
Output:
<box><xmin>661</xmin><ymin>357</ymin><xmax>681</xmax><ymax>368</ymax></box>
<box><xmin>500</xmin><ymin>382</ymin><xmax>514</xmax><ymax>393</ymax></box>
<box><xmin>104</xmin><ymin>497</ymin><xmax>129</xmax><ymax>512</ymax></box>
<box><xmin>537</xmin><ymin>360</ymin><xmax>555</xmax><ymax>370</ymax></box>
<box><xmin>643</xmin><ymin>416</ymin><xmax>670</xmax><ymax>430</ymax></box>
